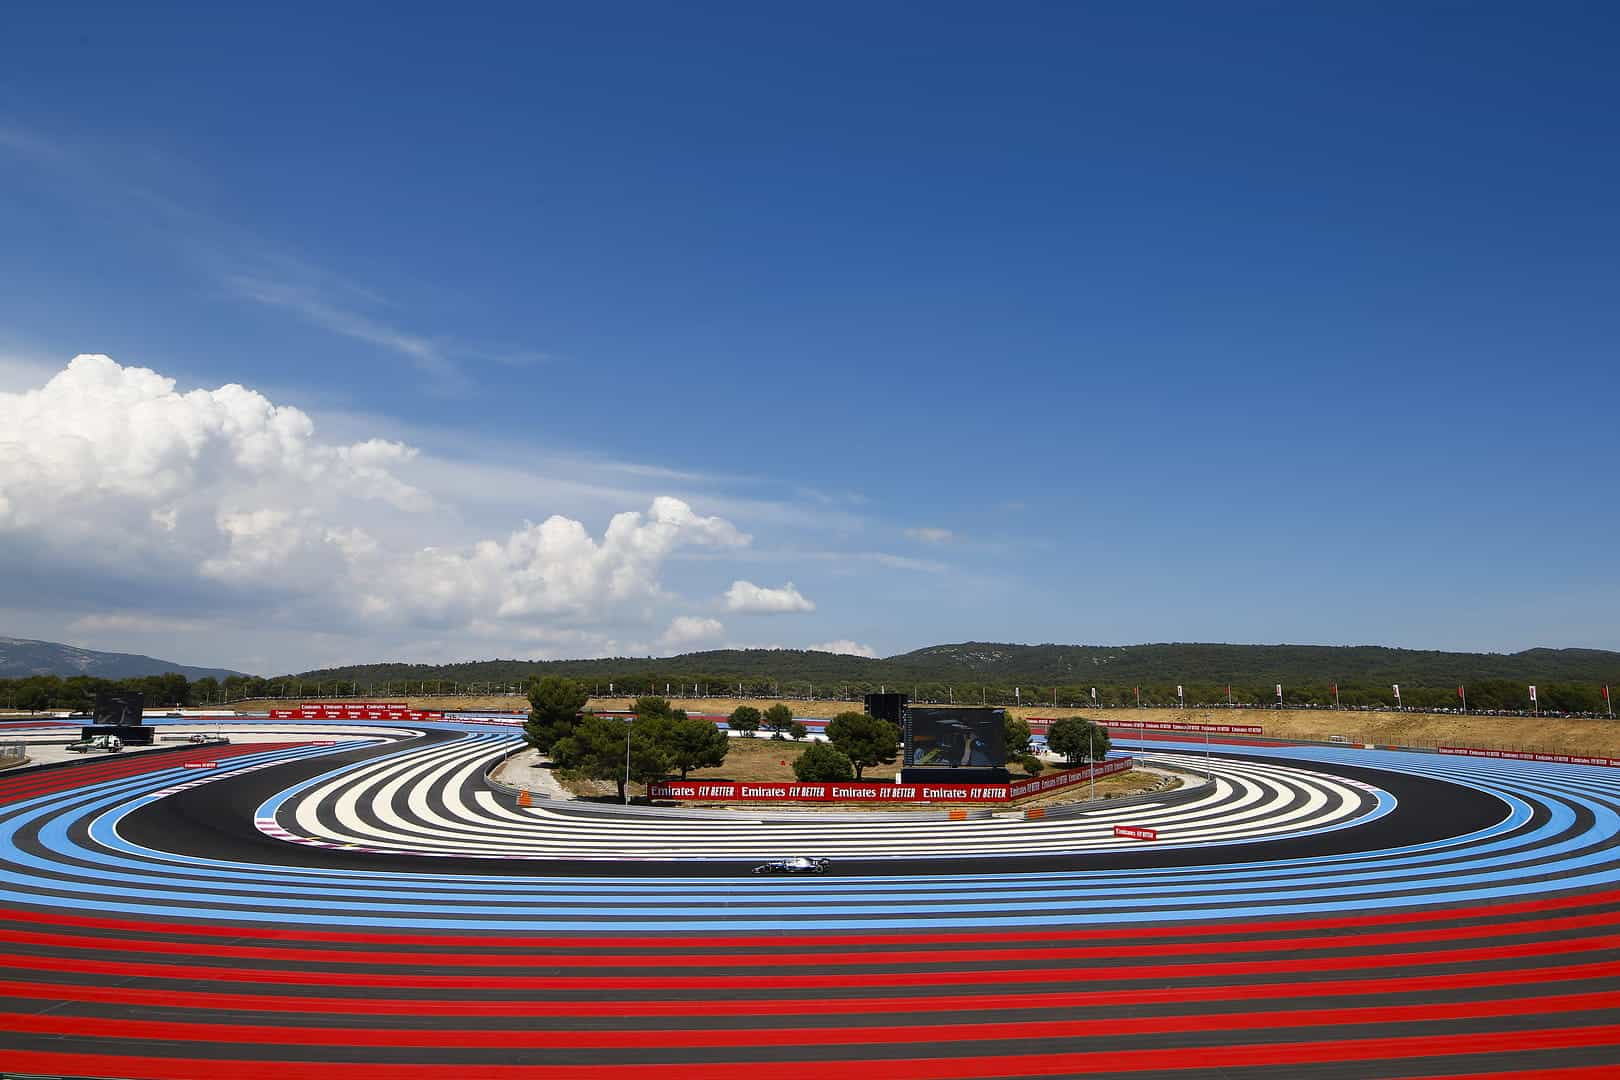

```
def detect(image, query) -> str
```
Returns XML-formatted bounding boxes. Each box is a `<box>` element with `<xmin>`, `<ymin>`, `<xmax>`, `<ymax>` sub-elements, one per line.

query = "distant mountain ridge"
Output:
<box><xmin>0</xmin><ymin>636</ymin><xmax>244</xmax><ymax>681</ymax></box>
<box><xmin>286</xmin><ymin>640</ymin><xmax>1620</xmax><ymax>688</ymax></box>
<box><xmin>884</xmin><ymin>642</ymin><xmax>1620</xmax><ymax>684</ymax></box>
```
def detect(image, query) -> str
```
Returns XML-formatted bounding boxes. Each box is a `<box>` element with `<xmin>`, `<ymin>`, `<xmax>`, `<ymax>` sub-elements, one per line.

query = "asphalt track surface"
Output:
<box><xmin>1</xmin><ymin>719</ymin><xmax>1618</xmax><ymax>1078</ymax></box>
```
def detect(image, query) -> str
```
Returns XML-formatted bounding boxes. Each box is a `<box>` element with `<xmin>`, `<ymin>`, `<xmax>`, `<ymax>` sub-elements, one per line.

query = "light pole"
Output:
<box><xmin>1088</xmin><ymin>724</ymin><xmax>1096</xmax><ymax>802</ymax></box>
<box><xmin>623</xmin><ymin>719</ymin><xmax>632</xmax><ymax>805</ymax></box>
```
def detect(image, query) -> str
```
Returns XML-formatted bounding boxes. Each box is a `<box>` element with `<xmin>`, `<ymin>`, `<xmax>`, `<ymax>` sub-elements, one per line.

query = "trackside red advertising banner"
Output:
<box><xmin>1099</xmin><ymin>720</ymin><xmax>1264</xmax><ymax>735</ymax></box>
<box><xmin>1025</xmin><ymin>718</ymin><xmax>1262</xmax><ymax>736</ymax></box>
<box><xmin>1113</xmin><ymin>825</ymin><xmax>1158</xmax><ymax>840</ymax></box>
<box><xmin>268</xmin><ymin>706</ymin><xmax>445</xmax><ymax>721</ymax></box>
<box><xmin>647</xmin><ymin>756</ymin><xmax>1133</xmax><ymax>803</ymax></box>
<box><xmin>1008</xmin><ymin>755</ymin><xmax>1134</xmax><ymax>797</ymax></box>
<box><xmin>1438</xmin><ymin>746</ymin><xmax>1620</xmax><ymax>768</ymax></box>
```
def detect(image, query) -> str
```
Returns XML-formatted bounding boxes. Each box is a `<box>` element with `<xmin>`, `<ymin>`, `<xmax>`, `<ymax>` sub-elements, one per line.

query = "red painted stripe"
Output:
<box><xmin>0</xmin><ymin>743</ymin><xmax>304</xmax><ymax>803</ymax></box>
<box><xmin>6</xmin><ymin>907</ymin><xmax>1617</xmax><ymax>970</ymax></box>
<box><xmin>5</xmin><ymin>988</ymin><xmax>1620</xmax><ymax>1049</ymax></box>
<box><xmin>1410</xmin><ymin>1069</ymin><xmax>1620</xmax><ymax>1080</ymax></box>
<box><xmin>3</xmin><ymin>1025</ymin><xmax>1619</xmax><ymax>1079</ymax></box>
<box><xmin>2</xmin><ymin>932</ymin><xmax>1614</xmax><ymax>990</ymax></box>
<box><xmin>4</xmin><ymin>955</ymin><xmax>1617</xmax><ymax>1019</ymax></box>
<box><xmin>7</xmin><ymin>885</ymin><xmax>1616</xmax><ymax>953</ymax></box>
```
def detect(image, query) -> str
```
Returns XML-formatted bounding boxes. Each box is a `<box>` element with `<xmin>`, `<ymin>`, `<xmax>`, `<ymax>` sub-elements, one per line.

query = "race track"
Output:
<box><xmin>1</xmin><ymin>717</ymin><xmax>1617</xmax><ymax>1078</ymax></box>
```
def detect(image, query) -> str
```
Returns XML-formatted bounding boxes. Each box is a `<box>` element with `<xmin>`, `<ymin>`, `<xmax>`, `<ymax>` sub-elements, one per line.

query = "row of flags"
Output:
<box><xmin>1048</xmin><ymin>683</ymin><xmax>1613</xmax><ymax>716</ymax></box>
<box><xmin>613</xmin><ymin>680</ymin><xmax>1612</xmax><ymax>716</ymax></box>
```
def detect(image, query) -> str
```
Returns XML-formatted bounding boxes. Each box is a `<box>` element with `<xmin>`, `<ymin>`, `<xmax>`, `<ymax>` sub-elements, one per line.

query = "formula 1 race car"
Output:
<box><xmin>752</xmin><ymin>856</ymin><xmax>830</xmax><ymax>875</ymax></box>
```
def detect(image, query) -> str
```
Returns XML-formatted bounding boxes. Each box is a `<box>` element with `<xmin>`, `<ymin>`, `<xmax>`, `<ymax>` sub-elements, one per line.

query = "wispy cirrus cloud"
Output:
<box><xmin>798</xmin><ymin>550</ymin><xmax>946</xmax><ymax>574</ymax></box>
<box><xmin>0</xmin><ymin>123</ymin><xmax>525</xmax><ymax>395</ymax></box>
<box><xmin>223</xmin><ymin>274</ymin><xmax>466</xmax><ymax>389</ymax></box>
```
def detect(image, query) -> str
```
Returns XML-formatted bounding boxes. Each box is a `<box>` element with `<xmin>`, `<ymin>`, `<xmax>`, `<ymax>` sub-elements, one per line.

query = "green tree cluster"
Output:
<box><xmin>549</xmin><ymin>714</ymin><xmax>663</xmax><ymax>803</ymax></box>
<box><xmin>1004</xmin><ymin>713</ymin><xmax>1032</xmax><ymax>757</ymax></box>
<box><xmin>793</xmin><ymin>742</ymin><xmax>855</xmax><ymax>782</ymax></box>
<box><xmin>0</xmin><ymin>672</ymin><xmax>194</xmax><ymax>712</ymax></box>
<box><xmin>634</xmin><ymin>697</ymin><xmax>730</xmax><ymax>778</ymax></box>
<box><xmin>543</xmin><ymin>691</ymin><xmax>730</xmax><ymax>799</ymax></box>
<box><xmin>728</xmin><ymin>705</ymin><xmax>761</xmax><ymax>737</ymax></box>
<box><xmin>823</xmin><ymin>712</ymin><xmax>900</xmax><ymax>779</ymax></box>
<box><xmin>1002</xmin><ymin>713</ymin><xmax>1044</xmax><ymax>774</ymax></box>
<box><xmin>524</xmin><ymin>676</ymin><xmax>590</xmax><ymax>753</ymax></box>
<box><xmin>1046</xmin><ymin>716</ymin><xmax>1111</xmax><ymax>765</ymax></box>
<box><xmin>762</xmin><ymin>703</ymin><xmax>795</xmax><ymax>739</ymax></box>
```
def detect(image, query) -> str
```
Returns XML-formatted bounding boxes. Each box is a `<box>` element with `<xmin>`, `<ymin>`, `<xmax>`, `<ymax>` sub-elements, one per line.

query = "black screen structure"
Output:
<box><xmin>905</xmin><ymin>707</ymin><xmax>1004</xmax><ymax>769</ymax></box>
<box><xmin>862</xmin><ymin>693</ymin><xmax>908</xmax><ymax>724</ymax></box>
<box><xmin>93</xmin><ymin>692</ymin><xmax>146</xmax><ymax>726</ymax></box>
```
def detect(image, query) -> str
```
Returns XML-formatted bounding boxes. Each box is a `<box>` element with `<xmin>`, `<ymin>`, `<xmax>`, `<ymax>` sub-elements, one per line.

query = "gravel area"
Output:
<box><xmin>490</xmin><ymin>749</ymin><xmax>574</xmax><ymax>800</ymax></box>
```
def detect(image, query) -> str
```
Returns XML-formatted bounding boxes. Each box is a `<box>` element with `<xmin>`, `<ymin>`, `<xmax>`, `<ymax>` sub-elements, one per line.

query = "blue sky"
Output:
<box><xmin>2</xmin><ymin>4</ymin><xmax>1617</xmax><ymax>675</ymax></box>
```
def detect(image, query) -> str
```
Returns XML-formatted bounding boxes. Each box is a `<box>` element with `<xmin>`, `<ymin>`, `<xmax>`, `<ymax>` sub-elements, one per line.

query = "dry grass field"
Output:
<box><xmin>225</xmin><ymin>695</ymin><xmax>1620</xmax><ymax>757</ymax></box>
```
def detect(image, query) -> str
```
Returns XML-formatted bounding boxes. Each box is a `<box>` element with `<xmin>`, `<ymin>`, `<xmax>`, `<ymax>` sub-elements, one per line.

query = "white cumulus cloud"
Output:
<box><xmin>0</xmin><ymin>354</ymin><xmax>428</xmax><ymax>536</ymax></box>
<box><xmin>370</xmin><ymin>497</ymin><xmax>748</xmax><ymax>624</ymax></box>
<box><xmin>0</xmin><ymin>355</ymin><xmax>755</xmax><ymax>652</ymax></box>
<box><xmin>808</xmin><ymin>639</ymin><xmax>878</xmax><ymax>658</ymax></box>
<box><xmin>660</xmin><ymin>615</ymin><xmax>726</xmax><ymax>648</ymax></box>
<box><xmin>722</xmin><ymin>580</ymin><xmax>815</xmax><ymax>615</ymax></box>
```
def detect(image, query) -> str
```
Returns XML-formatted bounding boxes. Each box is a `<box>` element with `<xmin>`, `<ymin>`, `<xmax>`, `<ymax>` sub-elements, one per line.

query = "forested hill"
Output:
<box><xmin>290</xmin><ymin>642</ymin><xmax>1620</xmax><ymax>690</ymax></box>
<box><xmin>0</xmin><ymin>636</ymin><xmax>242</xmax><ymax>681</ymax></box>
<box><xmin>888</xmin><ymin>643</ymin><xmax>1620</xmax><ymax>685</ymax></box>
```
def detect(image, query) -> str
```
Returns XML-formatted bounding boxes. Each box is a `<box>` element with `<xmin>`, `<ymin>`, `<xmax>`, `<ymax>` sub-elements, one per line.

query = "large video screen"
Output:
<box><xmin>906</xmin><ymin>707</ymin><xmax>1004</xmax><ymax>769</ymax></box>
<box><xmin>93</xmin><ymin>692</ymin><xmax>145</xmax><ymax>726</ymax></box>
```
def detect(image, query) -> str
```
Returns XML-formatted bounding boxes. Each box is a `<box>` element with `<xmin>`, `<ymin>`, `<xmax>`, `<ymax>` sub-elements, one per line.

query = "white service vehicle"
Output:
<box><xmin>66</xmin><ymin>734</ymin><xmax>123</xmax><ymax>754</ymax></box>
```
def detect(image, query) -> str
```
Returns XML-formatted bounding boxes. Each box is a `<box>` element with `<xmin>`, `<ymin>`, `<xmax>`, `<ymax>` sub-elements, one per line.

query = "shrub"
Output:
<box><xmin>793</xmin><ymin>742</ymin><xmax>855</xmax><ymax>782</ymax></box>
